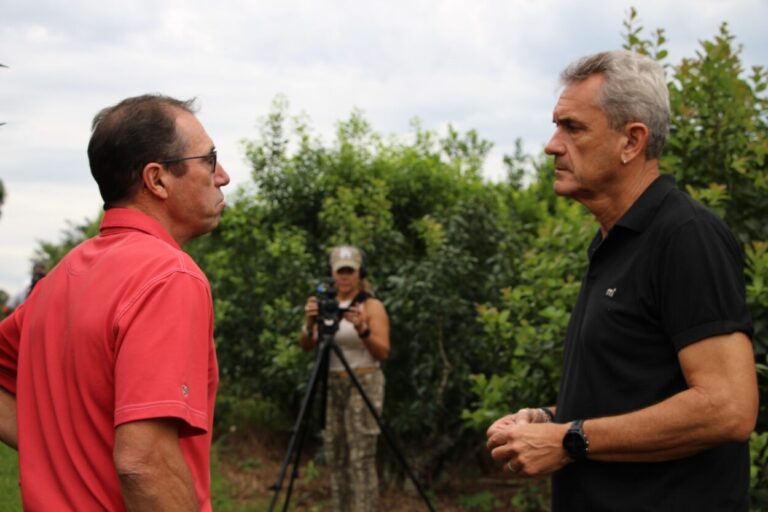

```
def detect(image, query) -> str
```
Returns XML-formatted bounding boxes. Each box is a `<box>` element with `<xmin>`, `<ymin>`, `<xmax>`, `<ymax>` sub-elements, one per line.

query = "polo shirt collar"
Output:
<box><xmin>100</xmin><ymin>208</ymin><xmax>180</xmax><ymax>249</ymax></box>
<box><xmin>614</xmin><ymin>174</ymin><xmax>677</xmax><ymax>233</ymax></box>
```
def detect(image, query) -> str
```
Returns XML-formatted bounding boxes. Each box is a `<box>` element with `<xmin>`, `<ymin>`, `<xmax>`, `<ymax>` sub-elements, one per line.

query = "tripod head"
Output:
<box><xmin>315</xmin><ymin>279</ymin><xmax>370</xmax><ymax>338</ymax></box>
<box><xmin>315</xmin><ymin>280</ymin><xmax>342</xmax><ymax>338</ymax></box>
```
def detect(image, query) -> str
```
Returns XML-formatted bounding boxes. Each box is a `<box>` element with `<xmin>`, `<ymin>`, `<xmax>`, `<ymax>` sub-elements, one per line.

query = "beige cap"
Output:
<box><xmin>329</xmin><ymin>245</ymin><xmax>362</xmax><ymax>273</ymax></box>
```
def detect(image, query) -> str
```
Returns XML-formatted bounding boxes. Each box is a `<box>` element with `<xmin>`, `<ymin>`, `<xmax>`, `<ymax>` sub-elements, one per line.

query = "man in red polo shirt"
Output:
<box><xmin>0</xmin><ymin>94</ymin><xmax>230</xmax><ymax>511</ymax></box>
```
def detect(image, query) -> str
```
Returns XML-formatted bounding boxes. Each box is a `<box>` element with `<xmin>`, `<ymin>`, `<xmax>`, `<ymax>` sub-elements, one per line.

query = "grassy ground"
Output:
<box><xmin>0</xmin><ymin>442</ymin><xmax>250</xmax><ymax>512</ymax></box>
<box><xmin>0</xmin><ymin>444</ymin><xmax>21</xmax><ymax>511</ymax></box>
<box><xmin>0</xmin><ymin>434</ymin><xmax>536</xmax><ymax>511</ymax></box>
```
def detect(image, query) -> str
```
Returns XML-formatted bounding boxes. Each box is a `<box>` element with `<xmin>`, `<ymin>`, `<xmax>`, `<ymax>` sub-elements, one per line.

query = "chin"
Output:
<box><xmin>553</xmin><ymin>181</ymin><xmax>575</xmax><ymax>198</ymax></box>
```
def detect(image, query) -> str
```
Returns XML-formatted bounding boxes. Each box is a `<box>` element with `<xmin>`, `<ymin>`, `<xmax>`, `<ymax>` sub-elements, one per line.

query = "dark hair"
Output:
<box><xmin>87</xmin><ymin>94</ymin><xmax>197</xmax><ymax>208</ymax></box>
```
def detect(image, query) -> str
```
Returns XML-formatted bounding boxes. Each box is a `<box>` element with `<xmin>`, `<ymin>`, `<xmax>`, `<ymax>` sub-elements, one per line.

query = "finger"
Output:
<box><xmin>487</xmin><ymin>416</ymin><xmax>515</xmax><ymax>437</ymax></box>
<box><xmin>487</xmin><ymin>415</ymin><xmax>509</xmax><ymax>433</ymax></box>
<box><xmin>490</xmin><ymin>445</ymin><xmax>515</xmax><ymax>464</ymax></box>
<box><xmin>487</xmin><ymin>434</ymin><xmax>509</xmax><ymax>453</ymax></box>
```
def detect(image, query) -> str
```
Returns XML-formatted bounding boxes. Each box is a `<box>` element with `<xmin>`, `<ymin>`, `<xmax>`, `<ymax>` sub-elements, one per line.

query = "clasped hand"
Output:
<box><xmin>486</xmin><ymin>409</ymin><xmax>571</xmax><ymax>477</ymax></box>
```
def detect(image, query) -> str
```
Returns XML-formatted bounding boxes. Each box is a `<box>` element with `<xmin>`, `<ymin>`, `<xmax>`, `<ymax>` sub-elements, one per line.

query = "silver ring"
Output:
<box><xmin>507</xmin><ymin>461</ymin><xmax>517</xmax><ymax>473</ymax></box>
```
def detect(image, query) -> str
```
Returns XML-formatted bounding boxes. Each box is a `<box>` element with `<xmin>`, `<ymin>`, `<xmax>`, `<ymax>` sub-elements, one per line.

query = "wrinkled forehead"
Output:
<box><xmin>553</xmin><ymin>77</ymin><xmax>606</xmax><ymax>119</ymax></box>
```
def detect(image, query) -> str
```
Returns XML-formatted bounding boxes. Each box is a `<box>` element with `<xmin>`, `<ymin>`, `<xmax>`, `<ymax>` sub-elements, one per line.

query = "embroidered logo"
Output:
<box><xmin>181</xmin><ymin>384</ymin><xmax>190</xmax><ymax>397</ymax></box>
<box><xmin>605</xmin><ymin>288</ymin><xmax>617</xmax><ymax>298</ymax></box>
<box><xmin>340</xmin><ymin>248</ymin><xmax>352</xmax><ymax>259</ymax></box>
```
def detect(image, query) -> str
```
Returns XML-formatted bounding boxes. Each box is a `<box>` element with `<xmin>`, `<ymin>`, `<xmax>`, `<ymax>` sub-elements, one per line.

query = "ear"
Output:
<box><xmin>621</xmin><ymin>122</ymin><xmax>649</xmax><ymax>165</ymax></box>
<box><xmin>141</xmin><ymin>162</ymin><xmax>170</xmax><ymax>199</ymax></box>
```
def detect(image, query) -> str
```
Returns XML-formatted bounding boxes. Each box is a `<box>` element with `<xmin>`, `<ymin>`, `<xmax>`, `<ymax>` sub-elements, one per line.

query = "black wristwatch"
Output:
<box><xmin>563</xmin><ymin>419</ymin><xmax>589</xmax><ymax>461</ymax></box>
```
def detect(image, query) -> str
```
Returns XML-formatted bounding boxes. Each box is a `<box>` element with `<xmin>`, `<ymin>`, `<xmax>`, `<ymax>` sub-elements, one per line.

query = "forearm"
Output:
<box><xmin>487</xmin><ymin>390</ymin><xmax>742</xmax><ymax>477</ymax></box>
<box><xmin>488</xmin><ymin>335</ymin><xmax>757</xmax><ymax>476</ymax></box>
<box><xmin>358</xmin><ymin>299</ymin><xmax>390</xmax><ymax>361</ymax></box>
<box><xmin>298</xmin><ymin>323</ymin><xmax>316</xmax><ymax>351</ymax></box>
<box><xmin>119</xmin><ymin>460</ymin><xmax>197</xmax><ymax>511</ymax></box>
<box><xmin>362</xmin><ymin>332</ymin><xmax>389</xmax><ymax>361</ymax></box>
<box><xmin>115</xmin><ymin>419</ymin><xmax>198</xmax><ymax>511</ymax></box>
<box><xmin>0</xmin><ymin>388</ymin><xmax>17</xmax><ymax>450</ymax></box>
<box><xmin>585</xmin><ymin>386</ymin><xmax>753</xmax><ymax>462</ymax></box>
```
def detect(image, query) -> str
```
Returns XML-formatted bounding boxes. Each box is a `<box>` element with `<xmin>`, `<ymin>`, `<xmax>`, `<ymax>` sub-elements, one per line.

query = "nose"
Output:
<box><xmin>544</xmin><ymin>130</ymin><xmax>565</xmax><ymax>157</ymax></box>
<box><xmin>215</xmin><ymin>163</ymin><xmax>230</xmax><ymax>187</ymax></box>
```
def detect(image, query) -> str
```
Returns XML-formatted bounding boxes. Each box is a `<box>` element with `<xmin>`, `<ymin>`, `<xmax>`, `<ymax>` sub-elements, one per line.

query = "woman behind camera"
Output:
<box><xmin>299</xmin><ymin>245</ymin><xmax>390</xmax><ymax>512</ymax></box>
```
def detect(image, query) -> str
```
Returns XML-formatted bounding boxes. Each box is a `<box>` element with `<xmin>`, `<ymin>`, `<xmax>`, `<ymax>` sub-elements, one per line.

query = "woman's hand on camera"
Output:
<box><xmin>344</xmin><ymin>303</ymin><xmax>368</xmax><ymax>334</ymax></box>
<box><xmin>304</xmin><ymin>297</ymin><xmax>318</xmax><ymax>324</ymax></box>
<box><xmin>299</xmin><ymin>297</ymin><xmax>319</xmax><ymax>351</ymax></box>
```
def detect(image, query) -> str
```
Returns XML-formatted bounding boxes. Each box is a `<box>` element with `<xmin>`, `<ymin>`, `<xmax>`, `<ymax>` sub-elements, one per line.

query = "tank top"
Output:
<box><xmin>328</xmin><ymin>298</ymin><xmax>379</xmax><ymax>372</ymax></box>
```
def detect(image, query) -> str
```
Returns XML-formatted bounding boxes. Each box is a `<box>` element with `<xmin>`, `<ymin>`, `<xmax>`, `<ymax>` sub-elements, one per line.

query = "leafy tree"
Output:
<box><xmin>187</xmin><ymin>101</ymin><xmax>515</xmax><ymax>478</ymax></box>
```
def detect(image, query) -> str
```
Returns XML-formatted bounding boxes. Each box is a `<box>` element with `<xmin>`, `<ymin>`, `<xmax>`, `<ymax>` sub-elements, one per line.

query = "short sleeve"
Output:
<box><xmin>0</xmin><ymin>305</ymin><xmax>24</xmax><ymax>395</ymax></box>
<box><xmin>659</xmin><ymin>216</ymin><xmax>753</xmax><ymax>351</ymax></box>
<box><xmin>113</xmin><ymin>271</ymin><xmax>214</xmax><ymax>435</ymax></box>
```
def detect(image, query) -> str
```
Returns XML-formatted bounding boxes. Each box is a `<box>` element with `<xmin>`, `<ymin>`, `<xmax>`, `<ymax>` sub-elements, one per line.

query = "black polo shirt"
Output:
<box><xmin>552</xmin><ymin>175</ymin><xmax>753</xmax><ymax>512</ymax></box>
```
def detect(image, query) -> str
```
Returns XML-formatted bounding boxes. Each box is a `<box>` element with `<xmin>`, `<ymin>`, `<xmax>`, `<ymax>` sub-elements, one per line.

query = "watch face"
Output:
<box><xmin>564</xmin><ymin>432</ymin><xmax>584</xmax><ymax>453</ymax></box>
<box><xmin>564</xmin><ymin>428</ymin><xmax>588</xmax><ymax>459</ymax></box>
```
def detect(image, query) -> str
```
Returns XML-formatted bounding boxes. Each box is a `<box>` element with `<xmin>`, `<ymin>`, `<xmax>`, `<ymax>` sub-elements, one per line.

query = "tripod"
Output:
<box><xmin>268</xmin><ymin>316</ymin><xmax>436</xmax><ymax>512</ymax></box>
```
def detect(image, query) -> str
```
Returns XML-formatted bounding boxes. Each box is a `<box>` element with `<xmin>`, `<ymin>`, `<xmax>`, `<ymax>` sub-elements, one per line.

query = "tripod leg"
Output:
<box><xmin>268</xmin><ymin>339</ymin><xmax>331</xmax><ymax>512</ymax></box>
<box><xmin>281</xmin><ymin>342</ymin><xmax>330</xmax><ymax>512</ymax></box>
<box><xmin>329</xmin><ymin>343</ymin><xmax>436</xmax><ymax>512</ymax></box>
<box><xmin>281</xmin><ymin>406</ymin><xmax>312</xmax><ymax>512</ymax></box>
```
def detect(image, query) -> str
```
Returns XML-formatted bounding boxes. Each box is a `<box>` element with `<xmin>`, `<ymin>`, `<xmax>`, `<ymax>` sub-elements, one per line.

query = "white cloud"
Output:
<box><xmin>0</xmin><ymin>0</ymin><xmax>766</xmax><ymax>292</ymax></box>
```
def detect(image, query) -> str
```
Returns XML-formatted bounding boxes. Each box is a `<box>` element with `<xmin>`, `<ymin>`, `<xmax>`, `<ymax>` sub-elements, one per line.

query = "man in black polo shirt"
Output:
<box><xmin>486</xmin><ymin>50</ymin><xmax>758</xmax><ymax>510</ymax></box>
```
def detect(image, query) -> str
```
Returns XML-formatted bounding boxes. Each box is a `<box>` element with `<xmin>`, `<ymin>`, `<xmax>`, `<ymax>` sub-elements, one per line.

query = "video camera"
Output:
<box><xmin>314</xmin><ymin>280</ymin><xmax>369</xmax><ymax>335</ymax></box>
<box><xmin>316</xmin><ymin>281</ymin><xmax>343</xmax><ymax>325</ymax></box>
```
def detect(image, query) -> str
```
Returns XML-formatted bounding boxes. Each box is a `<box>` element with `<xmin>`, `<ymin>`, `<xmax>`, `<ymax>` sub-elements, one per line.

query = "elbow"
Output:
<box><xmin>114</xmin><ymin>461</ymin><xmax>152</xmax><ymax>491</ymax></box>
<box><xmin>723</xmin><ymin>416</ymin><xmax>756</xmax><ymax>444</ymax></box>
<box><xmin>114</xmin><ymin>439</ymin><xmax>166</xmax><ymax>486</ymax></box>
<box><xmin>114</xmin><ymin>449</ymin><xmax>154</xmax><ymax>483</ymax></box>
<box><xmin>374</xmin><ymin>339</ymin><xmax>390</xmax><ymax>361</ymax></box>
<box><xmin>727</xmin><ymin>406</ymin><xmax>758</xmax><ymax>443</ymax></box>
<box><xmin>718</xmin><ymin>395</ymin><xmax>758</xmax><ymax>443</ymax></box>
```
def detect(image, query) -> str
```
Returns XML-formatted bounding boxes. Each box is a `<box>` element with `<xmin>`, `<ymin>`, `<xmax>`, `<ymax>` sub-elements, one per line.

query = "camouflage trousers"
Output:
<box><xmin>323</xmin><ymin>367</ymin><xmax>385</xmax><ymax>512</ymax></box>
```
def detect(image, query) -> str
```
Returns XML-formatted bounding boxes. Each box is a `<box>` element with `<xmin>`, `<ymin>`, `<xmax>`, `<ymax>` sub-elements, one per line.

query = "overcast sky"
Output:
<box><xmin>1</xmin><ymin>0</ymin><xmax>766</xmax><ymax>294</ymax></box>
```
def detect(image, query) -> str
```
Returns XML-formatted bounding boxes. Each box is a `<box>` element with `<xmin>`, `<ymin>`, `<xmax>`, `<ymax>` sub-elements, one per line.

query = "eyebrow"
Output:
<box><xmin>553</xmin><ymin>115</ymin><xmax>585</xmax><ymax>128</ymax></box>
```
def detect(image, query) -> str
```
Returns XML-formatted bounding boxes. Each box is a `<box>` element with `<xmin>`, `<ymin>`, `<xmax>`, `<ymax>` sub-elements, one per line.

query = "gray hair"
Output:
<box><xmin>560</xmin><ymin>50</ymin><xmax>670</xmax><ymax>160</ymax></box>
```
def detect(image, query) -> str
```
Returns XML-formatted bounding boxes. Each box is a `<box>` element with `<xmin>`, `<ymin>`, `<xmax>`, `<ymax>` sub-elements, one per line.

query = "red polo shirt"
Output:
<box><xmin>0</xmin><ymin>208</ymin><xmax>218</xmax><ymax>511</ymax></box>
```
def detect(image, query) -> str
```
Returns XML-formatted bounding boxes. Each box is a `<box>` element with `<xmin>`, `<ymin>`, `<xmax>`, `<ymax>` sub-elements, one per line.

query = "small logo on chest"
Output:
<box><xmin>605</xmin><ymin>288</ymin><xmax>617</xmax><ymax>298</ymax></box>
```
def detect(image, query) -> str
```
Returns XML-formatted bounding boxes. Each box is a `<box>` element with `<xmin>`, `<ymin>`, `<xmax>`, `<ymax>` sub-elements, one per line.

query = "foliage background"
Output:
<box><xmin>7</xmin><ymin>10</ymin><xmax>768</xmax><ymax>508</ymax></box>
